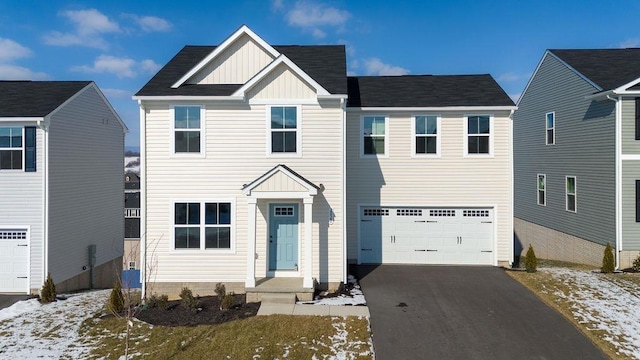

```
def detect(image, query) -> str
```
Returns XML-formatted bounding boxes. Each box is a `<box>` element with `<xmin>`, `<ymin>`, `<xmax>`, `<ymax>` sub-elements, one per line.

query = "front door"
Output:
<box><xmin>269</xmin><ymin>204</ymin><xmax>299</xmax><ymax>271</ymax></box>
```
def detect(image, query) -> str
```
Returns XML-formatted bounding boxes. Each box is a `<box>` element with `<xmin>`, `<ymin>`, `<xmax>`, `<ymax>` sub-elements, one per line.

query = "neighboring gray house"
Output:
<box><xmin>514</xmin><ymin>49</ymin><xmax>640</xmax><ymax>268</ymax></box>
<box><xmin>0</xmin><ymin>81</ymin><xmax>127</xmax><ymax>294</ymax></box>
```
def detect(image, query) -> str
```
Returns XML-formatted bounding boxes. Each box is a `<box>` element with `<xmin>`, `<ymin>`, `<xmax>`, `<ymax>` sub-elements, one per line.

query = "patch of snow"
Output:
<box><xmin>541</xmin><ymin>267</ymin><xmax>640</xmax><ymax>358</ymax></box>
<box><xmin>297</xmin><ymin>275</ymin><xmax>367</xmax><ymax>306</ymax></box>
<box><xmin>0</xmin><ymin>289</ymin><xmax>110</xmax><ymax>359</ymax></box>
<box><xmin>124</xmin><ymin>156</ymin><xmax>140</xmax><ymax>174</ymax></box>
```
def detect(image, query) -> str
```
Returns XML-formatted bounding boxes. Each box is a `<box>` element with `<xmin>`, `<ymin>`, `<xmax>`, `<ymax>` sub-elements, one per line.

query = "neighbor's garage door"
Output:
<box><xmin>359</xmin><ymin>207</ymin><xmax>494</xmax><ymax>265</ymax></box>
<box><xmin>0</xmin><ymin>229</ymin><xmax>29</xmax><ymax>293</ymax></box>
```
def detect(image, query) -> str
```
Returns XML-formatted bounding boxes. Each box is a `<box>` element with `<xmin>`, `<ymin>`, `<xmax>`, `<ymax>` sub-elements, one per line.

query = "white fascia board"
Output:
<box><xmin>242</xmin><ymin>165</ymin><xmax>318</xmax><ymax>196</ymax></box>
<box><xmin>349</xmin><ymin>106</ymin><xmax>517</xmax><ymax>111</ymax></box>
<box><xmin>614</xmin><ymin>76</ymin><xmax>640</xmax><ymax>93</ymax></box>
<box><xmin>0</xmin><ymin>117</ymin><xmax>43</xmax><ymax>122</ymax></box>
<box><xmin>318</xmin><ymin>94</ymin><xmax>349</xmax><ymax>100</ymax></box>
<box><xmin>171</xmin><ymin>25</ymin><xmax>280</xmax><ymax>88</ymax></box>
<box><xmin>232</xmin><ymin>55</ymin><xmax>331</xmax><ymax>98</ymax></box>
<box><xmin>132</xmin><ymin>95</ymin><xmax>245</xmax><ymax>101</ymax></box>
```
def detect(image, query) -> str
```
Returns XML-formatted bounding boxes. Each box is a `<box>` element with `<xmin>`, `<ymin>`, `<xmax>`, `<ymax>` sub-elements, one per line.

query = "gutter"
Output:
<box><xmin>606</xmin><ymin>94</ymin><xmax>622</xmax><ymax>270</ymax></box>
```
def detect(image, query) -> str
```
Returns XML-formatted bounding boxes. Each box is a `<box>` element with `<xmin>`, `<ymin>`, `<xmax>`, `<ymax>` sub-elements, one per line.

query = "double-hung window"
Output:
<box><xmin>362</xmin><ymin>116</ymin><xmax>386</xmax><ymax>155</ymax></box>
<box><xmin>270</xmin><ymin>106</ymin><xmax>298</xmax><ymax>154</ymax></box>
<box><xmin>467</xmin><ymin>115</ymin><xmax>491</xmax><ymax>155</ymax></box>
<box><xmin>173</xmin><ymin>106</ymin><xmax>202</xmax><ymax>154</ymax></box>
<box><xmin>174</xmin><ymin>202</ymin><xmax>232</xmax><ymax>250</ymax></box>
<box><xmin>566</xmin><ymin>176</ymin><xmax>577</xmax><ymax>212</ymax></box>
<box><xmin>414</xmin><ymin>115</ymin><xmax>439</xmax><ymax>155</ymax></box>
<box><xmin>537</xmin><ymin>174</ymin><xmax>546</xmax><ymax>206</ymax></box>
<box><xmin>0</xmin><ymin>126</ymin><xmax>36</xmax><ymax>171</ymax></box>
<box><xmin>546</xmin><ymin>112</ymin><xmax>555</xmax><ymax>145</ymax></box>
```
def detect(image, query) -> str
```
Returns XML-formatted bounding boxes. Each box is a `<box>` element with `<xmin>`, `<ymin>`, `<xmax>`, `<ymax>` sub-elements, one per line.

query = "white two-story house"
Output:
<box><xmin>0</xmin><ymin>81</ymin><xmax>127</xmax><ymax>294</ymax></box>
<box><xmin>134</xmin><ymin>26</ymin><xmax>515</xmax><ymax>299</ymax></box>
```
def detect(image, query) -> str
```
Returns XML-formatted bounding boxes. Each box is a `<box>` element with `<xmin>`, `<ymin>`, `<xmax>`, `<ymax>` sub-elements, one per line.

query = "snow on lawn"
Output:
<box><xmin>0</xmin><ymin>289</ymin><xmax>110</xmax><ymax>359</ymax></box>
<box><xmin>124</xmin><ymin>156</ymin><xmax>140</xmax><ymax>174</ymax></box>
<box><xmin>542</xmin><ymin>267</ymin><xmax>640</xmax><ymax>358</ymax></box>
<box><xmin>297</xmin><ymin>275</ymin><xmax>366</xmax><ymax>306</ymax></box>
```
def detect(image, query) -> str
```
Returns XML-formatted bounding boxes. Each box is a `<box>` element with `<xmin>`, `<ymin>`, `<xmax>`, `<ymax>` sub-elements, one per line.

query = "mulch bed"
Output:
<box><xmin>135</xmin><ymin>294</ymin><xmax>260</xmax><ymax>327</ymax></box>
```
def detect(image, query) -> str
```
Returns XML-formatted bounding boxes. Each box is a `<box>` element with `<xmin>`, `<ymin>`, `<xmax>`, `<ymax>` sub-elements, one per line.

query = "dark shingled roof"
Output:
<box><xmin>550</xmin><ymin>49</ymin><xmax>640</xmax><ymax>91</ymax></box>
<box><xmin>347</xmin><ymin>75</ymin><xmax>514</xmax><ymax>107</ymax></box>
<box><xmin>136</xmin><ymin>45</ymin><xmax>347</xmax><ymax>96</ymax></box>
<box><xmin>0</xmin><ymin>81</ymin><xmax>92</xmax><ymax>117</ymax></box>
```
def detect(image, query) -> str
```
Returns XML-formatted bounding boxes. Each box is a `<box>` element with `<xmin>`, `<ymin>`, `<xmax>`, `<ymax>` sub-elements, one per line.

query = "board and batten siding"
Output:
<box><xmin>0</xmin><ymin>126</ymin><xmax>44</xmax><ymax>290</ymax></box>
<box><xmin>621</xmin><ymin>162</ymin><xmax>640</xmax><ymax>250</ymax></box>
<box><xmin>47</xmin><ymin>85</ymin><xmax>125</xmax><ymax>285</ymax></box>
<box><xmin>190</xmin><ymin>34</ymin><xmax>275</xmax><ymax>85</ymax></box>
<box><xmin>513</xmin><ymin>53</ymin><xmax>616</xmax><ymax>247</ymax></box>
<box><xmin>345</xmin><ymin>109</ymin><xmax>513</xmax><ymax>263</ymax></box>
<box><xmin>143</xmin><ymin>101</ymin><xmax>344</xmax><ymax>285</ymax></box>
<box><xmin>247</xmin><ymin>64</ymin><xmax>316</xmax><ymax>100</ymax></box>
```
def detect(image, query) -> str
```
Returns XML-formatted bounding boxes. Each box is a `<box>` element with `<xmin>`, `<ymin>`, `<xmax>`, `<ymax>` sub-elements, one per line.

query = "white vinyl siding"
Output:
<box><xmin>47</xmin><ymin>85</ymin><xmax>124</xmax><ymax>287</ymax></box>
<box><xmin>143</xmin><ymin>101</ymin><xmax>344</xmax><ymax>284</ymax></box>
<box><xmin>0</xmin><ymin>127</ymin><xmax>43</xmax><ymax>291</ymax></box>
<box><xmin>189</xmin><ymin>34</ymin><xmax>276</xmax><ymax>85</ymax></box>
<box><xmin>346</xmin><ymin>109</ymin><xmax>512</xmax><ymax>264</ymax></box>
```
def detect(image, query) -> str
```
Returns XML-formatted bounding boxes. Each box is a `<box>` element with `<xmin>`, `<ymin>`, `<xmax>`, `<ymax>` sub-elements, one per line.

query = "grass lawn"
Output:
<box><xmin>507</xmin><ymin>260</ymin><xmax>640</xmax><ymax>360</ymax></box>
<box><xmin>78</xmin><ymin>312</ymin><xmax>373</xmax><ymax>359</ymax></box>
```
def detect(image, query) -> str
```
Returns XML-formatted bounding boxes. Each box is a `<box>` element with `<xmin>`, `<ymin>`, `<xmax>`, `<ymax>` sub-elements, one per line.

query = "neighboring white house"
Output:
<box><xmin>134</xmin><ymin>25</ymin><xmax>515</xmax><ymax>299</ymax></box>
<box><xmin>0</xmin><ymin>81</ymin><xmax>127</xmax><ymax>294</ymax></box>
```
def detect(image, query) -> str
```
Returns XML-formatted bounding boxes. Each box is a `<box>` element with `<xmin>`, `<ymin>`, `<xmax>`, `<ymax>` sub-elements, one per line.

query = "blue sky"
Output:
<box><xmin>2</xmin><ymin>0</ymin><xmax>640</xmax><ymax>148</ymax></box>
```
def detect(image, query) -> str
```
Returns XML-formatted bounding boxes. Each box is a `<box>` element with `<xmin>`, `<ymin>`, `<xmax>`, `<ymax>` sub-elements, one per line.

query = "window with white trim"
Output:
<box><xmin>546</xmin><ymin>112</ymin><xmax>555</xmax><ymax>145</ymax></box>
<box><xmin>537</xmin><ymin>174</ymin><xmax>546</xmax><ymax>206</ymax></box>
<box><xmin>174</xmin><ymin>202</ymin><xmax>232</xmax><ymax>249</ymax></box>
<box><xmin>566</xmin><ymin>176</ymin><xmax>576</xmax><ymax>212</ymax></box>
<box><xmin>362</xmin><ymin>116</ymin><xmax>386</xmax><ymax>155</ymax></box>
<box><xmin>270</xmin><ymin>106</ymin><xmax>298</xmax><ymax>153</ymax></box>
<box><xmin>173</xmin><ymin>106</ymin><xmax>202</xmax><ymax>153</ymax></box>
<box><xmin>414</xmin><ymin>115</ymin><xmax>438</xmax><ymax>155</ymax></box>
<box><xmin>0</xmin><ymin>127</ymin><xmax>23</xmax><ymax>170</ymax></box>
<box><xmin>467</xmin><ymin>115</ymin><xmax>490</xmax><ymax>154</ymax></box>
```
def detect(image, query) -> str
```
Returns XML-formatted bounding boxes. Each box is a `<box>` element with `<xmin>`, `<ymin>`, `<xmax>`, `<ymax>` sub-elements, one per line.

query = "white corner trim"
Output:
<box><xmin>233</xmin><ymin>55</ymin><xmax>330</xmax><ymax>98</ymax></box>
<box><xmin>171</xmin><ymin>25</ymin><xmax>280</xmax><ymax>88</ymax></box>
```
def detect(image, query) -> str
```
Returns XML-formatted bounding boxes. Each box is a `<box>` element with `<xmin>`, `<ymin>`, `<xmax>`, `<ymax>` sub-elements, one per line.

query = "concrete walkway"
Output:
<box><xmin>258</xmin><ymin>303</ymin><xmax>370</xmax><ymax>317</ymax></box>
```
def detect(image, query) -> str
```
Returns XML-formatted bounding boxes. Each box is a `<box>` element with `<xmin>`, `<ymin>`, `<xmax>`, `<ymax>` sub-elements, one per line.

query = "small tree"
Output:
<box><xmin>602</xmin><ymin>243</ymin><xmax>615</xmax><ymax>273</ymax></box>
<box><xmin>524</xmin><ymin>244</ymin><xmax>537</xmax><ymax>273</ymax></box>
<box><xmin>221</xmin><ymin>292</ymin><xmax>234</xmax><ymax>310</ymax></box>
<box><xmin>179</xmin><ymin>287</ymin><xmax>199</xmax><ymax>311</ymax></box>
<box><xmin>40</xmin><ymin>273</ymin><xmax>56</xmax><ymax>303</ymax></box>
<box><xmin>632</xmin><ymin>255</ymin><xmax>640</xmax><ymax>272</ymax></box>
<box><xmin>108</xmin><ymin>281</ymin><xmax>125</xmax><ymax>314</ymax></box>
<box><xmin>214</xmin><ymin>282</ymin><xmax>226</xmax><ymax>310</ymax></box>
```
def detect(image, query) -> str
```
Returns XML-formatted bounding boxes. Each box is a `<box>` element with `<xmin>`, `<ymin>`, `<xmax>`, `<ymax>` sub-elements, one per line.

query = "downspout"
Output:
<box><xmin>341</xmin><ymin>97</ymin><xmax>347</xmax><ymax>284</ymax></box>
<box><xmin>606</xmin><ymin>94</ymin><xmax>621</xmax><ymax>270</ymax></box>
<box><xmin>39</xmin><ymin>117</ymin><xmax>50</xmax><ymax>290</ymax></box>
<box><xmin>138</xmin><ymin>100</ymin><xmax>147</xmax><ymax>299</ymax></box>
<box><xmin>508</xmin><ymin>108</ymin><xmax>515</xmax><ymax>267</ymax></box>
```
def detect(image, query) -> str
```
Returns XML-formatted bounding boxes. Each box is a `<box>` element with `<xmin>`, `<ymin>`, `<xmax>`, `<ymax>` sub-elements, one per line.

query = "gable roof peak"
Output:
<box><xmin>171</xmin><ymin>25</ymin><xmax>279</xmax><ymax>88</ymax></box>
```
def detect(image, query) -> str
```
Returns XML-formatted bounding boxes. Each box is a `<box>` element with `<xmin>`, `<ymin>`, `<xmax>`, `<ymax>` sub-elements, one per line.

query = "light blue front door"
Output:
<box><xmin>269</xmin><ymin>204</ymin><xmax>299</xmax><ymax>270</ymax></box>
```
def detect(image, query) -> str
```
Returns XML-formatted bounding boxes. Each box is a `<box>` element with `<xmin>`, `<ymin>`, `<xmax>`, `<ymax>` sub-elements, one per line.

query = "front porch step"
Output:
<box><xmin>260</xmin><ymin>293</ymin><xmax>297</xmax><ymax>304</ymax></box>
<box><xmin>245</xmin><ymin>277</ymin><xmax>315</xmax><ymax>303</ymax></box>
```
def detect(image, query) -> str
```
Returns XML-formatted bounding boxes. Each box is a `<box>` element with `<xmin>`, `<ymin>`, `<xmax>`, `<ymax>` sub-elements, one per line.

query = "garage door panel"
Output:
<box><xmin>359</xmin><ymin>207</ymin><xmax>494</xmax><ymax>266</ymax></box>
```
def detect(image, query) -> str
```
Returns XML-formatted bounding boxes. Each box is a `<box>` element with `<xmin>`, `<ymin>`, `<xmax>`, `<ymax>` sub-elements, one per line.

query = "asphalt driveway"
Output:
<box><xmin>356</xmin><ymin>265</ymin><xmax>607</xmax><ymax>360</ymax></box>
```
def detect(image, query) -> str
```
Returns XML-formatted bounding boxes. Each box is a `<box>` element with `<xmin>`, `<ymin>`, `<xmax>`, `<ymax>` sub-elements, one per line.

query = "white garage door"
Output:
<box><xmin>0</xmin><ymin>229</ymin><xmax>29</xmax><ymax>293</ymax></box>
<box><xmin>359</xmin><ymin>207</ymin><xmax>494</xmax><ymax>265</ymax></box>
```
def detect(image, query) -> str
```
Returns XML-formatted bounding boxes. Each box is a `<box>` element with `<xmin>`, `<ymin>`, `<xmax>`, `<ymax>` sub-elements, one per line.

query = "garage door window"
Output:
<box><xmin>0</xmin><ymin>230</ymin><xmax>27</xmax><ymax>239</ymax></box>
<box><xmin>363</xmin><ymin>208</ymin><xmax>389</xmax><ymax>216</ymax></box>
<box><xmin>430</xmin><ymin>209</ymin><xmax>455</xmax><ymax>217</ymax></box>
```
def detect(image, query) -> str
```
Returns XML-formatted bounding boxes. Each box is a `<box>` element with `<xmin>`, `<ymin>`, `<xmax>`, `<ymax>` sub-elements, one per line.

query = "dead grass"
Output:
<box><xmin>78</xmin><ymin>313</ymin><xmax>372</xmax><ymax>359</ymax></box>
<box><xmin>507</xmin><ymin>260</ymin><xmax>634</xmax><ymax>360</ymax></box>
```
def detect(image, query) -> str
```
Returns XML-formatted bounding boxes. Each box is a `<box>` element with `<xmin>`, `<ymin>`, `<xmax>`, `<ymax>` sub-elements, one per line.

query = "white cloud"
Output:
<box><xmin>285</xmin><ymin>1</ymin><xmax>350</xmax><ymax>37</ymax></box>
<box><xmin>124</xmin><ymin>14</ymin><xmax>172</xmax><ymax>32</ymax></box>
<box><xmin>0</xmin><ymin>64</ymin><xmax>48</xmax><ymax>80</ymax></box>
<box><xmin>619</xmin><ymin>38</ymin><xmax>640</xmax><ymax>48</ymax></box>
<box><xmin>43</xmin><ymin>9</ymin><xmax>120</xmax><ymax>50</ymax></box>
<box><xmin>101</xmin><ymin>88</ymin><xmax>132</xmax><ymax>99</ymax></box>
<box><xmin>363</xmin><ymin>58</ymin><xmax>409</xmax><ymax>76</ymax></box>
<box><xmin>271</xmin><ymin>0</ymin><xmax>284</xmax><ymax>11</ymax></box>
<box><xmin>0</xmin><ymin>38</ymin><xmax>32</xmax><ymax>61</ymax></box>
<box><xmin>72</xmin><ymin>55</ymin><xmax>160</xmax><ymax>78</ymax></box>
<box><xmin>140</xmin><ymin>59</ymin><xmax>161</xmax><ymax>73</ymax></box>
<box><xmin>497</xmin><ymin>72</ymin><xmax>531</xmax><ymax>83</ymax></box>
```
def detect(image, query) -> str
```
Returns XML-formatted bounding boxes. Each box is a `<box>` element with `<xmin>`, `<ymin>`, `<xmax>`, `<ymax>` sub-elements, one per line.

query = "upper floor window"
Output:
<box><xmin>270</xmin><ymin>106</ymin><xmax>298</xmax><ymax>154</ymax></box>
<box><xmin>174</xmin><ymin>201</ymin><xmax>232</xmax><ymax>250</ymax></box>
<box><xmin>466</xmin><ymin>115</ymin><xmax>491</xmax><ymax>155</ymax></box>
<box><xmin>414</xmin><ymin>115</ymin><xmax>439</xmax><ymax>155</ymax></box>
<box><xmin>546</xmin><ymin>112</ymin><xmax>555</xmax><ymax>145</ymax></box>
<box><xmin>173</xmin><ymin>106</ymin><xmax>202</xmax><ymax>154</ymax></box>
<box><xmin>0</xmin><ymin>126</ymin><xmax>36</xmax><ymax>171</ymax></box>
<box><xmin>362</xmin><ymin>116</ymin><xmax>387</xmax><ymax>156</ymax></box>
<box><xmin>566</xmin><ymin>176</ymin><xmax>576</xmax><ymax>213</ymax></box>
<box><xmin>537</xmin><ymin>174</ymin><xmax>546</xmax><ymax>206</ymax></box>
